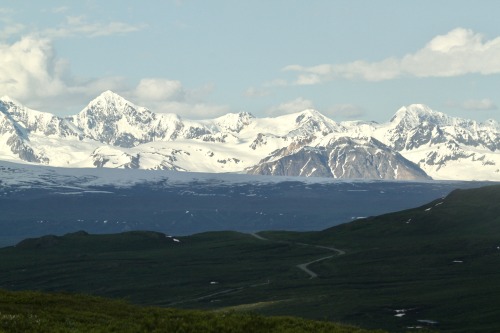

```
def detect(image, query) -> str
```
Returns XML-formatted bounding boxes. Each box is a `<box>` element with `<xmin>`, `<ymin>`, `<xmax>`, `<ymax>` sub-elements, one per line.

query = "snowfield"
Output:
<box><xmin>1</xmin><ymin>91</ymin><xmax>499</xmax><ymax>181</ymax></box>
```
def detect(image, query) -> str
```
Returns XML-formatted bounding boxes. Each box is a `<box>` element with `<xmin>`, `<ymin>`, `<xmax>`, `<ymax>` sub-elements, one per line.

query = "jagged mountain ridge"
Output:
<box><xmin>384</xmin><ymin>104</ymin><xmax>499</xmax><ymax>151</ymax></box>
<box><xmin>0</xmin><ymin>91</ymin><xmax>499</xmax><ymax>180</ymax></box>
<box><xmin>371</xmin><ymin>105</ymin><xmax>500</xmax><ymax>180</ymax></box>
<box><xmin>72</xmin><ymin>91</ymin><xmax>215</xmax><ymax>148</ymax></box>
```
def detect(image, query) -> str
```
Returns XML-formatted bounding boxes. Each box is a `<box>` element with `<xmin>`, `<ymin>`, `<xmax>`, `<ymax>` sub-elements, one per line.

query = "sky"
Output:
<box><xmin>1</xmin><ymin>0</ymin><xmax>500</xmax><ymax>123</ymax></box>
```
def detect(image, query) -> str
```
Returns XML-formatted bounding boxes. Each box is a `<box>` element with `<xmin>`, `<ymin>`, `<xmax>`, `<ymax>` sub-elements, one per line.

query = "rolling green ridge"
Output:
<box><xmin>0</xmin><ymin>289</ymin><xmax>387</xmax><ymax>333</ymax></box>
<box><xmin>1</xmin><ymin>185</ymin><xmax>499</xmax><ymax>332</ymax></box>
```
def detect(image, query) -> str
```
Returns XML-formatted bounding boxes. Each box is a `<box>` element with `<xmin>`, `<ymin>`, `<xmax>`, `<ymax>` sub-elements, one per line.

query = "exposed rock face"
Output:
<box><xmin>247</xmin><ymin>136</ymin><xmax>430</xmax><ymax>180</ymax></box>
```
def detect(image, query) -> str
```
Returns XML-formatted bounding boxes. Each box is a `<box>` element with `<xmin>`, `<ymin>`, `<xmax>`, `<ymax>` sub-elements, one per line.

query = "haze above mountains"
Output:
<box><xmin>0</xmin><ymin>91</ymin><xmax>499</xmax><ymax>181</ymax></box>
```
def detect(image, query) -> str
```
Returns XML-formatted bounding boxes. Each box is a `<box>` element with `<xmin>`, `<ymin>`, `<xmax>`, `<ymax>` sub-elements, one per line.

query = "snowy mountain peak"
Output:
<box><xmin>100</xmin><ymin>90</ymin><xmax>120</xmax><ymax>97</ymax></box>
<box><xmin>214</xmin><ymin>111</ymin><xmax>254</xmax><ymax>133</ymax></box>
<box><xmin>84</xmin><ymin>90</ymin><xmax>146</xmax><ymax>115</ymax></box>
<box><xmin>0</xmin><ymin>97</ymin><xmax>37</xmax><ymax>120</ymax></box>
<box><xmin>70</xmin><ymin>91</ymin><xmax>158</xmax><ymax>148</ymax></box>
<box><xmin>0</xmin><ymin>95</ymin><xmax>21</xmax><ymax>104</ymax></box>
<box><xmin>291</xmin><ymin>109</ymin><xmax>343</xmax><ymax>136</ymax></box>
<box><xmin>0</xmin><ymin>96</ymin><xmax>81</xmax><ymax>165</ymax></box>
<box><xmin>94</xmin><ymin>90</ymin><xmax>127</xmax><ymax>102</ymax></box>
<box><xmin>389</xmin><ymin>104</ymin><xmax>454</xmax><ymax>129</ymax></box>
<box><xmin>391</xmin><ymin>104</ymin><xmax>434</xmax><ymax>122</ymax></box>
<box><xmin>483</xmin><ymin>119</ymin><xmax>499</xmax><ymax>130</ymax></box>
<box><xmin>295</xmin><ymin>109</ymin><xmax>328</xmax><ymax>122</ymax></box>
<box><xmin>0</xmin><ymin>92</ymin><xmax>498</xmax><ymax>181</ymax></box>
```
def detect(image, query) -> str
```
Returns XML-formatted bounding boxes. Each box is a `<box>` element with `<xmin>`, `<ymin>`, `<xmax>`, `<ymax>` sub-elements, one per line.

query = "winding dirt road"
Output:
<box><xmin>294</xmin><ymin>243</ymin><xmax>345</xmax><ymax>279</ymax></box>
<box><xmin>168</xmin><ymin>233</ymin><xmax>345</xmax><ymax>306</ymax></box>
<box><xmin>249</xmin><ymin>233</ymin><xmax>345</xmax><ymax>279</ymax></box>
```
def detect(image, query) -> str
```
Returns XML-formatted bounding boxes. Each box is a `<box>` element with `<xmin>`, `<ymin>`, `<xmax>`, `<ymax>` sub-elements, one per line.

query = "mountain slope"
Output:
<box><xmin>0</xmin><ymin>289</ymin><xmax>384</xmax><ymax>333</ymax></box>
<box><xmin>314</xmin><ymin>184</ymin><xmax>500</xmax><ymax>245</ymax></box>
<box><xmin>0</xmin><ymin>92</ymin><xmax>498</xmax><ymax>180</ymax></box>
<box><xmin>71</xmin><ymin>90</ymin><xmax>216</xmax><ymax>148</ymax></box>
<box><xmin>247</xmin><ymin>136</ymin><xmax>430</xmax><ymax>180</ymax></box>
<box><xmin>369</xmin><ymin>104</ymin><xmax>500</xmax><ymax>180</ymax></box>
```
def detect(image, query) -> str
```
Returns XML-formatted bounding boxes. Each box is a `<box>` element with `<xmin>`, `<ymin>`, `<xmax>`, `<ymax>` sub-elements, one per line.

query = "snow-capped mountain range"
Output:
<box><xmin>0</xmin><ymin>91</ymin><xmax>499</xmax><ymax>181</ymax></box>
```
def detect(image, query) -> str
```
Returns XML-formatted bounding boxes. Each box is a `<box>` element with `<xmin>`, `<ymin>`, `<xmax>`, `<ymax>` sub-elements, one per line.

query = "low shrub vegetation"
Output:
<box><xmin>0</xmin><ymin>289</ymin><xmax>386</xmax><ymax>333</ymax></box>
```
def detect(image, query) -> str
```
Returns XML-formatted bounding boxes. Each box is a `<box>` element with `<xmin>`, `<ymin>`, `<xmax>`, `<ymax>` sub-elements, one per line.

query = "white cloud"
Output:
<box><xmin>448</xmin><ymin>98</ymin><xmax>498</xmax><ymax>111</ymax></box>
<box><xmin>0</xmin><ymin>36</ymin><xmax>131</xmax><ymax>113</ymax></box>
<box><xmin>1</xmin><ymin>9</ymin><xmax>145</xmax><ymax>40</ymax></box>
<box><xmin>0</xmin><ymin>36</ymin><xmax>227</xmax><ymax>118</ymax></box>
<box><xmin>131</xmin><ymin>79</ymin><xmax>229</xmax><ymax>118</ymax></box>
<box><xmin>0</xmin><ymin>7</ymin><xmax>25</xmax><ymax>39</ymax></box>
<box><xmin>244</xmin><ymin>87</ymin><xmax>270</xmax><ymax>98</ymax></box>
<box><xmin>51</xmin><ymin>6</ymin><xmax>69</xmax><ymax>14</ymax></box>
<box><xmin>295</xmin><ymin>74</ymin><xmax>324</xmax><ymax>85</ymax></box>
<box><xmin>0</xmin><ymin>23</ymin><xmax>25</xmax><ymax>39</ymax></box>
<box><xmin>284</xmin><ymin>28</ymin><xmax>500</xmax><ymax>84</ymax></box>
<box><xmin>135</xmin><ymin>78</ymin><xmax>186</xmax><ymax>102</ymax></box>
<box><xmin>43</xmin><ymin>15</ymin><xmax>146</xmax><ymax>38</ymax></box>
<box><xmin>0</xmin><ymin>36</ymin><xmax>131</xmax><ymax>100</ymax></box>
<box><xmin>267</xmin><ymin>97</ymin><xmax>315</xmax><ymax>116</ymax></box>
<box><xmin>262</xmin><ymin>79</ymin><xmax>288</xmax><ymax>87</ymax></box>
<box><xmin>0</xmin><ymin>36</ymin><xmax>229</xmax><ymax>118</ymax></box>
<box><xmin>0</xmin><ymin>7</ymin><xmax>13</xmax><ymax>15</ymax></box>
<box><xmin>325</xmin><ymin>104</ymin><xmax>365</xmax><ymax>120</ymax></box>
<box><xmin>143</xmin><ymin>101</ymin><xmax>230</xmax><ymax>119</ymax></box>
<box><xmin>0</xmin><ymin>36</ymin><xmax>70</xmax><ymax>99</ymax></box>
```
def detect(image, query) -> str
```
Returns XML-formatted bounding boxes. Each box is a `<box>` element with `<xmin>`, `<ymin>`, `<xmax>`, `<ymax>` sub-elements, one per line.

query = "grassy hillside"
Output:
<box><xmin>1</xmin><ymin>185</ymin><xmax>499</xmax><ymax>332</ymax></box>
<box><xmin>268</xmin><ymin>184</ymin><xmax>500</xmax><ymax>332</ymax></box>
<box><xmin>0</xmin><ymin>230</ymin><xmax>328</xmax><ymax>306</ymax></box>
<box><xmin>0</xmin><ymin>289</ymin><xmax>387</xmax><ymax>333</ymax></box>
<box><xmin>312</xmin><ymin>184</ymin><xmax>500</xmax><ymax>246</ymax></box>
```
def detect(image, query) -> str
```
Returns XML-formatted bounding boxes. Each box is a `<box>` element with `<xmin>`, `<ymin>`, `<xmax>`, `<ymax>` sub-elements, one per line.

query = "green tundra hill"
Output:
<box><xmin>1</xmin><ymin>185</ymin><xmax>499</xmax><ymax>332</ymax></box>
<box><xmin>0</xmin><ymin>289</ymin><xmax>388</xmax><ymax>333</ymax></box>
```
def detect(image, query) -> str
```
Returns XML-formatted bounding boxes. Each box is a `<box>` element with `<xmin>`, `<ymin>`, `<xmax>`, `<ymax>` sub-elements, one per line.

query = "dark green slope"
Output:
<box><xmin>287</xmin><ymin>185</ymin><xmax>500</xmax><ymax>332</ymax></box>
<box><xmin>0</xmin><ymin>185</ymin><xmax>499</xmax><ymax>332</ymax></box>
<box><xmin>0</xmin><ymin>230</ymin><xmax>330</xmax><ymax>307</ymax></box>
<box><xmin>316</xmin><ymin>184</ymin><xmax>500</xmax><ymax>244</ymax></box>
<box><xmin>0</xmin><ymin>289</ymin><xmax>386</xmax><ymax>333</ymax></box>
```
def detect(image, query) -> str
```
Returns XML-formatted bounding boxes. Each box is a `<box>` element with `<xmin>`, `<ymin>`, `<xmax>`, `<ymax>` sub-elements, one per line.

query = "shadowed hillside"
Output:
<box><xmin>1</xmin><ymin>185</ymin><xmax>499</xmax><ymax>332</ymax></box>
